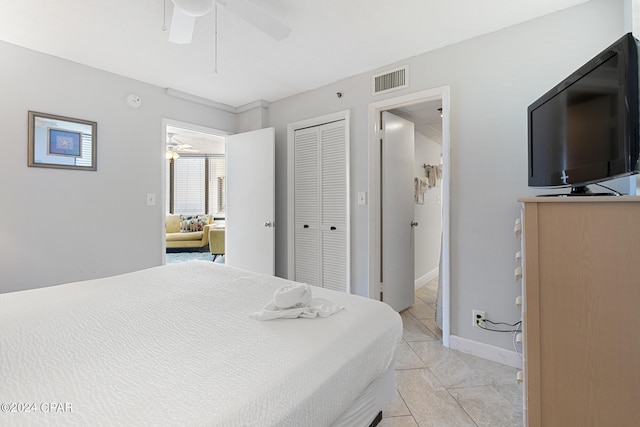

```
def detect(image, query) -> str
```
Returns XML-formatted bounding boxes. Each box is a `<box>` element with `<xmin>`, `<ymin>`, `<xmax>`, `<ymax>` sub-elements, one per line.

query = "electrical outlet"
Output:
<box><xmin>472</xmin><ymin>310</ymin><xmax>486</xmax><ymax>328</ymax></box>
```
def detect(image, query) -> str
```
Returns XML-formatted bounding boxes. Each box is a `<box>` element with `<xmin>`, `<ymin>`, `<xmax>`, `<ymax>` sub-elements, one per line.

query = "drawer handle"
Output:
<box><xmin>514</xmin><ymin>223</ymin><xmax>522</xmax><ymax>237</ymax></box>
<box><xmin>514</xmin><ymin>266</ymin><xmax>523</xmax><ymax>281</ymax></box>
<box><xmin>303</xmin><ymin>224</ymin><xmax>309</xmax><ymax>229</ymax></box>
<box><xmin>330</xmin><ymin>226</ymin><xmax>337</xmax><ymax>231</ymax></box>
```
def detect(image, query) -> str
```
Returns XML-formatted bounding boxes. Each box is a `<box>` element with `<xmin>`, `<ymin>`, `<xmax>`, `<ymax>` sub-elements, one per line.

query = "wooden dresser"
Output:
<box><xmin>519</xmin><ymin>197</ymin><xmax>640</xmax><ymax>426</ymax></box>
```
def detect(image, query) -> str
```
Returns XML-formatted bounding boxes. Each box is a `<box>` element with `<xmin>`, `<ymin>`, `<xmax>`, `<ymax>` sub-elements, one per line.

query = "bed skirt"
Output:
<box><xmin>331</xmin><ymin>360</ymin><xmax>396</xmax><ymax>427</ymax></box>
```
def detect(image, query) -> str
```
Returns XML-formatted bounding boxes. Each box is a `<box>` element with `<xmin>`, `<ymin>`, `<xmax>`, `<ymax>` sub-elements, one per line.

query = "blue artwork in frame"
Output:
<box><xmin>28</xmin><ymin>111</ymin><xmax>97</xmax><ymax>171</ymax></box>
<box><xmin>48</xmin><ymin>128</ymin><xmax>82</xmax><ymax>157</ymax></box>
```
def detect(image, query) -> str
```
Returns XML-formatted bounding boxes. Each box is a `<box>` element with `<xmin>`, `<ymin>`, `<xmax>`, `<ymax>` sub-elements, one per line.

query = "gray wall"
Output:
<box><xmin>414</xmin><ymin>134</ymin><xmax>442</xmax><ymax>284</ymax></box>
<box><xmin>268</xmin><ymin>0</ymin><xmax>625</xmax><ymax>349</ymax></box>
<box><xmin>0</xmin><ymin>42</ymin><xmax>236</xmax><ymax>293</ymax></box>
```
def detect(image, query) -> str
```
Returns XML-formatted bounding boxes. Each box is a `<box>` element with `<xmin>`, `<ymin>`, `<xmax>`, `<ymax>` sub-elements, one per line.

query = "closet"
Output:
<box><xmin>293</xmin><ymin>120</ymin><xmax>349</xmax><ymax>292</ymax></box>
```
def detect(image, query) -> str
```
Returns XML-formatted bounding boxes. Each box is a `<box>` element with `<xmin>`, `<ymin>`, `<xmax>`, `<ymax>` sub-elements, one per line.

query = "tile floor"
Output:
<box><xmin>381</xmin><ymin>279</ymin><xmax>523</xmax><ymax>427</ymax></box>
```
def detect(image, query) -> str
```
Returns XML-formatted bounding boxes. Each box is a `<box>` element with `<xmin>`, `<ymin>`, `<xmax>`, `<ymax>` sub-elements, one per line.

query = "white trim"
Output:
<box><xmin>165</xmin><ymin>88</ymin><xmax>272</xmax><ymax>116</ymax></box>
<box><xmin>165</xmin><ymin>88</ymin><xmax>236</xmax><ymax>112</ymax></box>
<box><xmin>449</xmin><ymin>335</ymin><xmax>523</xmax><ymax>370</ymax></box>
<box><xmin>367</xmin><ymin>86</ymin><xmax>451</xmax><ymax>347</ymax></box>
<box><xmin>163</xmin><ymin>118</ymin><xmax>231</xmax><ymax>138</ymax></box>
<box><xmin>415</xmin><ymin>267</ymin><xmax>438</xmax><ymax>291</ymax></box>
<box><xmin>286</xmin><ymin>110</ymin><xmax>351</xmax><ymax>291</ymax></box>
<box><xmin>236</xmin><ymin>99</ymin><xmax>271</xmax><ymax>113</ymax></box>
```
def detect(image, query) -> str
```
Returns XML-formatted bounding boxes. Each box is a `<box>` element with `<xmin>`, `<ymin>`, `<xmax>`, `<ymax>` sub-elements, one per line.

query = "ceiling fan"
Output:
<box><xmin>167</xmin><ymin>133</ymin><xmax>197</xmax><ymax>154</ymax></box>
<box><xmin>168</xmin><ymin>0</ymin><xmax>291</xmax><ymax>44</ymax></box>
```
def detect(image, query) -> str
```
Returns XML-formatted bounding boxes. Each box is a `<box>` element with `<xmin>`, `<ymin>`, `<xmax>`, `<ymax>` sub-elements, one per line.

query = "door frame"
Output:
<box><xmin>367</xmin><ymin>87</ymin><xmax>451</xmax><ymax>347</ymax></box>
<box><xmin>286</xmin><ymin>110</ymin><xmax>351</xmax><ymax>284</ymax></box>
<box><xmin>160</xmin><ymin>118</ymin><xmax>230</xmax><ymax>265</ymax></box>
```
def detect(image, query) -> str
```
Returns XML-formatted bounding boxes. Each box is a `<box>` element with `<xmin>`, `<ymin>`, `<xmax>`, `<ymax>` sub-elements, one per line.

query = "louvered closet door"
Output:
<box><xmin>320</xmin><ymin>122</ymin><xmax>347</xmax><ymax>292</ymax></box>
<box><xmin>294</xmin><ymin>120</ymin><xmax>348</xmax><ymax>292</ymax></box>
<box><xmin>294</xmin><ymin>127</ymin><xmax>320</xmax><ymax>287</ymax></box>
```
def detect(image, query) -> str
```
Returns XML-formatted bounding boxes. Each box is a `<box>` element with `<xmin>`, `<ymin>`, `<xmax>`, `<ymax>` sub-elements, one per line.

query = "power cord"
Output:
<box><xmin>476</xmin><ymin>316</ymin><xmax>524</xmax><ymax>357</ymax></box>
<box><xmin>477</xmin><ymin>319</ymin><xmax>522</xmax><ymax>333</ymax></box>
<box><xmin>594</xmin><ymin>183</ymin><xmax>623</xmax><ymax>195</ymax></box>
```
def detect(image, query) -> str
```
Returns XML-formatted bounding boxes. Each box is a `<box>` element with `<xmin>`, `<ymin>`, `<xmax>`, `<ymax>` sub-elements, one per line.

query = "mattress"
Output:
<box><xmin>0</xmin><ymin>261</ymin><xmax>402</xmax><ymax>426</ymax></box>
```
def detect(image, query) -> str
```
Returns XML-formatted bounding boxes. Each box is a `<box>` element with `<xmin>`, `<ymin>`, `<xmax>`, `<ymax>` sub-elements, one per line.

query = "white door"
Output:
<box><xmin>381</xmin><ymin>112</ymin><xmax>415</xmax><ymax>312</ymax></box>
<box><xmin>225</xmin><ymin>127</ymin><xmax>275</xmax><ymax>275</ymax></box>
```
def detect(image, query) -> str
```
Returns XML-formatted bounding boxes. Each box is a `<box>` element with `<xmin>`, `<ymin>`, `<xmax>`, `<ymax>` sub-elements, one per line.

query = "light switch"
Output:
<box><xmin>147</xmin><ymin>193</ymin><xmax>156</xmax><ymax>206</ymax></box>
<box><xmin>357</xmin><ymin>192</ymin><xmax>367</xmax><ymax>206</ymax></box>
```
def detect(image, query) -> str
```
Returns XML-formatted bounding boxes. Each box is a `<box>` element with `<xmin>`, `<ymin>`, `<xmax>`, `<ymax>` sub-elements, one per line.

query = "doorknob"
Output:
<box><xmin>410</xmin><ymin>221</ymin><xmax>419</xmax><ymax>227</ymax></box>
<box><xmin>264</xmin><ymin>221</ymin><xmax>275</xmax><ymax>228</ymax></box>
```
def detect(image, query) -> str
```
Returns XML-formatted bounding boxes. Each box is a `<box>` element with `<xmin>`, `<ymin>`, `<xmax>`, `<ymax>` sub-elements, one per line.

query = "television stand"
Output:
<box><xmin>570</xmin><ymin>185</ymin><xmax>591</xmax><ymax>195</ymax></box>
<box><xmin>518</xmin><ymin>197</ymin><xmax>640</xmax><ymax>425</ymax></box>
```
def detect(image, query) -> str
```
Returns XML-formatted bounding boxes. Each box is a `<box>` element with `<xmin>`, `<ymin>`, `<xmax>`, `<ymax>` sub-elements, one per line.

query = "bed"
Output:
<box><xmin>0</xmin><ymin>261</ymin><xmax>402</xmax><ymax>426</ymax></box>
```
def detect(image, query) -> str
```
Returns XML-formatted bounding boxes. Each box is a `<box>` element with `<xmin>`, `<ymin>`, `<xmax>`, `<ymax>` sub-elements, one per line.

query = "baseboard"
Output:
<box><xmin>414</xmin><ymin>268</ymin><xmax>438</xmax><ymax>290</ymax></box>
<box><xmin>449</xmin><ymin>335</ymin><xmax>523</xmax><ymax>369</ymax></box>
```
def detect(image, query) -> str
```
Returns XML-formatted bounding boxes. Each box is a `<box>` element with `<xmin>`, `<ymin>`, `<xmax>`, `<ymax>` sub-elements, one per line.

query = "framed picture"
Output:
<box><xmin>48</xmin><ymin>128</ymin><xmax>82</xmax><ymax>157</ymax></box>
<box><xmin>28</xmin><ymin>111</ymin><xmax>97</xmax><ymax>171</ymax></box>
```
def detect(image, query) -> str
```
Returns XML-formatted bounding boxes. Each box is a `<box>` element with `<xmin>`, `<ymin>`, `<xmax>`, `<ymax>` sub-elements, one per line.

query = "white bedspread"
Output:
<box><xmin>0</xmin><ymin>261</ymin><xmax>402</xmax><ymax>426</ymax></box>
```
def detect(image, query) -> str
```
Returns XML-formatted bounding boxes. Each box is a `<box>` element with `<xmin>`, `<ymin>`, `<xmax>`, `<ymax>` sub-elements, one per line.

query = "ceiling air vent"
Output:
<box><xmin>372</xmin><ymin>66</ymin><xmax>408</xmax><ymax>95</ymax></box>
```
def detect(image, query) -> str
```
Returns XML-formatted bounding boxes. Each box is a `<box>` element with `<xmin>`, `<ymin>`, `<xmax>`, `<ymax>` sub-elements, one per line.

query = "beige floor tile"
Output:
<box><xmin>492</xmin><ymin>382</ymin><xmax>523</xmax><ymax>407</ymax></box>
<box><xmin>407</xmin><ymin>298</ymin><xmax>436</xmax><ymax>321</ymax></box>
<box><xmin>401</xmin><ymin>310</ymin><xmax>437</xmax><ymax>342</ymax></box>
<box><xmin>379</xmin><ymin>416</ymin><xmax>420</xmax><ymax>427</ymax></box>
<box><xmin>380</xmin><ymin>285</ymin><xmax>523</xmax><ymax>427</ymax></box>
<box><xmin>409</xmin><ymin>341</ymin><xmax>492</xmax><ymax>388</ymax></box>
<box><xmin>395</xmin><ymin>369</ymin><xmax>476</xmax><ymax>427</ymax></box>
<box><xmin>448</xmin><ymin>385</ymin><xmax>523</xmax><ymax>427</ymax></box>
<box><xmin>418</xmin><ymin>317</ymin><xmax>442</xmax><ymax>340</ymax></box>
<box><xmin>395</xmin><ymin>340</ymin><xmax>426</xmax><ymax>370</ymax></box>
<box><xmin>415</xmin><ymin>285</ymin><xmax>437</xmax><ymax>304</ymax></box>
<box><xmin>457</xmin><ymin>352</ymin><xmax>521</xmax><ymax>385</ymax></box>
<box><xmin>383</xmin><ymin>390</ymin><xmax>412</xmax><ymax>417</ymax></box>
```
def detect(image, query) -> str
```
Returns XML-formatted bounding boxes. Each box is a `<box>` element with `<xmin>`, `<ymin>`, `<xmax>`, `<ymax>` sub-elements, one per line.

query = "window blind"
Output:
<box><xmin>173</xmin><ymin>157</ymin><xmax>205</xmax><ymax>214</ymax></box>
<box><xmin>166</xmin><ymin>155</ymin><xmax>226</xmax><ymax>216</ymax></box>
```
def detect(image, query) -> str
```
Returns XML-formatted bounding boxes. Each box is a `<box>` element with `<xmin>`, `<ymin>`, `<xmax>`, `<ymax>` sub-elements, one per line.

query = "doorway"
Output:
<box><xmin>161</xmin><ymin>119</ymin><xmax>229</xmax><ymax>265</ymax></box>
<box><xmin>368</xmin><ymin>86</ymin><xmax>451</xmax><ymax>347</ymax></box>
<box><xmin>161</xmin><ymin>119</ymin><xmax>276</xmax><ymax>275</ymax></box>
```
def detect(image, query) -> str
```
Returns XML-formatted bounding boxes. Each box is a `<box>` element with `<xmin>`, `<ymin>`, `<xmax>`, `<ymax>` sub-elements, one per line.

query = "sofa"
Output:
<box><xmin>166</xmin><ymin>214</ymin><xmax>219</xmax><ymax>251</ymax></box>
<box><xmin>209</xmin><ymin>228</ymin><xmax>225</xmax><ymax>261</ymax></box>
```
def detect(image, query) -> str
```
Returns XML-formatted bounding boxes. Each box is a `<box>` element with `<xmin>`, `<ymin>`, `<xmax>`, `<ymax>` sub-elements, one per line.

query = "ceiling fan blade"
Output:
<box><xmin>169</xmin><ymin>7</ymin><xmax>197</xmax><ymax>44</ymax></box>
<box><xmin>224</xmin><ymin>0</ymin><xmax>291</xmax><ymax>41</ymax></box>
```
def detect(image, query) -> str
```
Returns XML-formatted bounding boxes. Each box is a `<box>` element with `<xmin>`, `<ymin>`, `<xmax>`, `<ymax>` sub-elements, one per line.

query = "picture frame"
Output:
<box><xmin>28</xmin><ymin>111</ymin><xmax>97</xmax><ymax>171</ymax></box>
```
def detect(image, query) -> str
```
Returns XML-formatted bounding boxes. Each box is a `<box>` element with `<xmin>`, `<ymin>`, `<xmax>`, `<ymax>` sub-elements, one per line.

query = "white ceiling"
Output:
<box><xmin>0</xmin><ymin>0</ymin><xmax>589</xmax><ymax>108</ymax></box>
<box><xmin>166</xmin><ymin>125</ymin><xmax>226</xmax><ymax>155</ymax></box>
<box><xmin>392</xmin><ymin>101</ymin><xmax>443</xmax><ymax>144</ymax></box>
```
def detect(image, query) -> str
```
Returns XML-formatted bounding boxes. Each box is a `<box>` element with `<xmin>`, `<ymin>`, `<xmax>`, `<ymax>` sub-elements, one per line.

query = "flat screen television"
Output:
<box><xmin>528</xmin><ymin>32</ymin><xmax>640</xmax><ymax>195</ymax></box>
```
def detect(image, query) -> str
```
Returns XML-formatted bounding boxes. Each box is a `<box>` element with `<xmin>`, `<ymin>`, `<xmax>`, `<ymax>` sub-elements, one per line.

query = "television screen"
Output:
<box><xmin>527</xmin><ymin>33</ymin><xmax>640</xmax><ymax>194</ymax></box>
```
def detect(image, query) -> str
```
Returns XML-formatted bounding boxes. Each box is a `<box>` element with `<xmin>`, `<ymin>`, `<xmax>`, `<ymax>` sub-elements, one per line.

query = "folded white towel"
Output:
<box><xmin>250</xmin><ymin>284</ymin><xmax>344</xmax><ymax>321</ymax></box>
<box><xmin>273</xmin><ymin>283</ymin><xmax>312</xmax><ymax>309</ymax></box>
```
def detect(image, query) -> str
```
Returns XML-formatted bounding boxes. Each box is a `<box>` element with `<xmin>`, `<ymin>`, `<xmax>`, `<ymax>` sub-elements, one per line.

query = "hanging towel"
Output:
<box><xmin>414</xmin><ymin>177</ymin><xmax>429</xmax><ymax>204</ymax></box>
<box><xmin>436</xmin><ymin>165</ymin><xmax>443</xmax><ymax>180</ymax></box>
<box><xmin>250</xmin><ymin>283</ymin><xmax>344</xmax><ymax>320</ymax></box>
<box><xmin>426</xmin><ymin>165</ymin><xmax>437</xmax><ymax>188</ymax></box>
